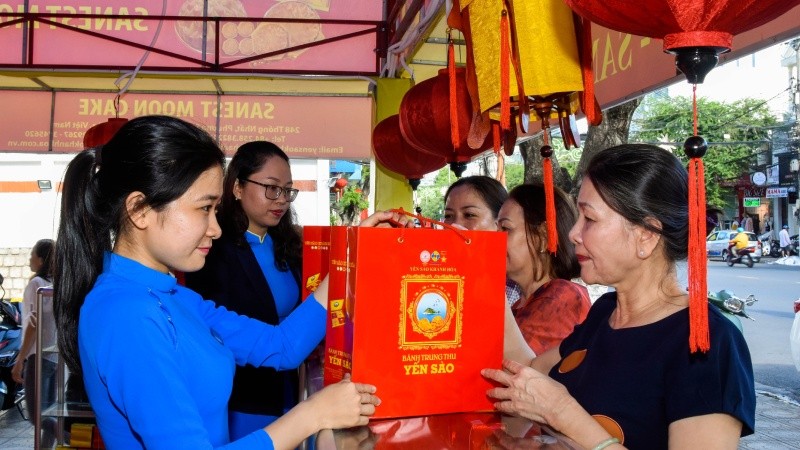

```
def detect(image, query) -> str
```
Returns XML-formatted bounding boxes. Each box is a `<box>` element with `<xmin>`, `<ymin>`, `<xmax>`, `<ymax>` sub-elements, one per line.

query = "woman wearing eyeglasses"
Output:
<box><xmin>185</xmin><ymin>141</ymin><xmax>305</xmax><ymax>440</ymax></box>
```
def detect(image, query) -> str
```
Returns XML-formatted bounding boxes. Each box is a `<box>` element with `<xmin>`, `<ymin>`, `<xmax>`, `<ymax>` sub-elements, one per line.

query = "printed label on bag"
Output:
<box><xmin>399</xmin><ymin>275</ymin><xmax>463</xmax><ymax>350</ymax></box>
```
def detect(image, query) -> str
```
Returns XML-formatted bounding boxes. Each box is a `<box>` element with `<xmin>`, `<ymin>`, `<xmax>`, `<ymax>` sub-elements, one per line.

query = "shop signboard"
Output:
<box><xmin>743</xmin><ymin>198</ymin><xmax>760</xmax><ymax>207</ymax></box>
<box><xmin>1</xmin><ymin>91</ymin><xmax>373</xmax><ymax>158</ymax></box>
<box><xmin>766</xmin><ymin>187</ymin><xmax>788</xmax><ymax>198</ymax></box>
<box><xmin>767</xmin><ymin>164</ymin><xmax>780</xmax><ymax>185</ymax></box>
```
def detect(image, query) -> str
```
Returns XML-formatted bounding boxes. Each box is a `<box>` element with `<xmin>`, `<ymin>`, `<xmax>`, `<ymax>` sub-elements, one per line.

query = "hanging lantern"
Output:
<box><xmin>563</xmin><ymin>0</ymin><xmax>800</xmax><ymax>353</ymax></box>
<box><xmin>398</xmin><ymin>67</ymin><xmax>493</xmax><ymax>177</ymax></box>
<box><xmin>372</xmin><ymin>115</ymin><xmax>447</xmax><ymax>190</ymax></box>
<box><xmin>454</xmin><ymin>0</ymin><xmax>601</xmax><ymax>135</ymax></box>
<box><xmin>562</xmin><ymin>0</ymin><xmax>800</xmax><ymax>84</ymax></box>
<box><xmin>83</xmin><ymin>118</ymin><xmax>129</xmax><ymax>148</ymax></box>
<box><xmin>333</xmin><ymin>178</ymin><xmax>348</xmax><ymax>191</ymax></box>
<box><xmin>450</xmin><ymin>0</ymin><xmax>601</xmax><ymax>251</ymax></box>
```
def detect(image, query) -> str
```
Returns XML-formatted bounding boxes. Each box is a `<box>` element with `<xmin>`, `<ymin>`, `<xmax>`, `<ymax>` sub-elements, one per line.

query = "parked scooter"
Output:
<box><xmin>708</xmin><ymin>290</ymin><xmax>756</xmax><ymax>332</ymax></box>
<box><xmin>758</xmin><ymin>232</ymin><xmax>775</xmax><ymax>258</ymax></box>
<box><xmin>726</xmin><ymin>247</ymin><xmax>755</xmax><ymax>268</ymax></box>
<box><xmin>0</xmin><ymin>273</ymin><xmax>23</xmax><ymax>410</ymax></box>
<box><xmin>769</xmin><ymin>239</ymin><xmax>784</xmax><ymax>258</ymax></box>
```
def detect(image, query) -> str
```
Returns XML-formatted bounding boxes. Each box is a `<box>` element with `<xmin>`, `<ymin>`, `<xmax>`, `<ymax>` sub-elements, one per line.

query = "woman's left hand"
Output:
<box><xmin>359</xmin><ymin>210</ymin><xmax>415</xmax><ymax>228</ymax></box>
<box><xmin>482</xmin><ymin>359</ymin><xmax>573</xmax><ymax>426</ymax></box>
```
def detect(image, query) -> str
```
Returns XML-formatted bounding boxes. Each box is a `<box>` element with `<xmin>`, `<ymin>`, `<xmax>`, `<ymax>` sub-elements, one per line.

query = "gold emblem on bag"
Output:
<box><xmin>399</xmin><ymin>275</ymin><xmax>464</xmax><ymax>350</ymax></box>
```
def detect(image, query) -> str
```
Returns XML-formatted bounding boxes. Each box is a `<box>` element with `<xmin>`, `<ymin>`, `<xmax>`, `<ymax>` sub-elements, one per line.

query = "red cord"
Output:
<box><xmin>543</xmin><ymin>157</ymin><xmax>557</xmax><ymax>253</ymax></box>
<box><xmin>492</xmin><ymin>122</ymin><xmax>501</xmax><ymax>154</ymax></box>
<box><xmin>449</xmin><ymin>37</ymin><xmax>460</xmax><ymax>150</ymax></box>
<box><xmin>578</xmin><ymin>15</ymin><xmax>600</xmax><ymax>126</ymax></box>
<box><xmin>500</xmin><ymin>10</ymin><xmax>510</xmax><ymax>132</ymax></box>
<box><xmin>693</xmin><ymin>85</ymin><xmax>698</xmax><ymax>136</ymax></box>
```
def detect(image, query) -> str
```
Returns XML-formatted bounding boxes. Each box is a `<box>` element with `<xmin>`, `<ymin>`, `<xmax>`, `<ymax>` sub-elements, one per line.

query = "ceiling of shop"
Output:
<box><xmin>0</xmin><ymin>2</ymin><xmax>454</xmax><ymax>97</ymax></box>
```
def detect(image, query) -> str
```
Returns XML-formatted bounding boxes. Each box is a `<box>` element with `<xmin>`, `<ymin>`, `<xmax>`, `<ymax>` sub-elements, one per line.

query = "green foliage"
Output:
<box><xmin>553</xmin><ymin>139</ymin><xmax>581</xmax><ymax>179</ymax></box>
<box><xmin>332</xmin><ymin>184</ymin><xmax>368</xmax><ymax>225</ymax></box>
<box><xmin>504</xmin><ymin>163</ymin><xmax>524</xmax><ymax>190</ymax></box>
<box><xmin>632</xmin><ymin>95</ymin><xmax>777</xmax><ymax>208</ymax></box>
<box><xmin>416</xmin><ymin>161</ymin><xmax>525</xmax><ymax>219</ymax></box>
<box><xmin>416</xmin><ymin>168</ymin><xmax>452</xmax><ymax>220</ymax></box>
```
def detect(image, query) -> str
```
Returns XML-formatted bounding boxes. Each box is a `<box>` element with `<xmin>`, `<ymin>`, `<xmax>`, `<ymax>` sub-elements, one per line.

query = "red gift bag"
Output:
<box><xmin>324</xmin><ymin>221</ymin><xmax>506</xmax><ymax>419</ymax></box>
<box><xmin>301</xmin><ymin>226</ymin><xmax>331</xmax><ymax>300</ymax></box>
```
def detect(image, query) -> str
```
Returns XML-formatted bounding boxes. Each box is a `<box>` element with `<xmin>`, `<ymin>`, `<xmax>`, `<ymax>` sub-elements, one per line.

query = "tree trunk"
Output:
<box><xmin>519</xmin><ymin>135</ymin><xmax>574</xmax><ymax>193</ymax></box>
<box><xmin>571</xmin><ymin>98</ymin><xmax>642</xmax><ymax>195</ymax></box>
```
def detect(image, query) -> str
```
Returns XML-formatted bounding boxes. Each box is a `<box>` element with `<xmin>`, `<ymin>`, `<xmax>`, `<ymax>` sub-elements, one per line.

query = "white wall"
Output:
<box><xmin>290</xmin><ymin>158</ymin><xmax>332</xmax><ymax>226</ymax></box>
<box><xmin>0</xmin><ymin>153</ymin><xmax>69</xmax><ymax>247</ymax></box>
<box><xmin>0</xmin><ymin>153</ymin><xmax>331</xmax><ymax>248</ymax></box>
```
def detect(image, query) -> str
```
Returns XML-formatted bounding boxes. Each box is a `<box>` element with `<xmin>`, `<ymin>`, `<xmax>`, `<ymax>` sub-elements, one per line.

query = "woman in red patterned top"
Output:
<box><xmin>498</xmin><ymin>183</ymin><xmax>590</xmax><ymax>355</ymax></box>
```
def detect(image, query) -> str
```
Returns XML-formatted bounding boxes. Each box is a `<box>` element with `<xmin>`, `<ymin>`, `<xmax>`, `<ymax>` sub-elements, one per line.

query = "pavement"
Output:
<box><xmin>767</xmin><ymin>255</ymin><xmax>800</xmax><ymax>266</ymax></box>
<box><xmin>1</xmin><ymin>387</ymin><xmax>799</xmax><ymax>449</ymax></box>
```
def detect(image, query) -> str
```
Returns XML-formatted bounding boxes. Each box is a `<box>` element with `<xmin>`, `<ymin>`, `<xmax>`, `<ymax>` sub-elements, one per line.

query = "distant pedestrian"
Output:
<box><xmin>742</xmin><ymin>214</ymin><xmax>754</xmax><ymax>232</ymax></box>
<box><xmin>779</xmin><ymin>225</ymin><xmax>792</xmax><ymax>257</ymax></box>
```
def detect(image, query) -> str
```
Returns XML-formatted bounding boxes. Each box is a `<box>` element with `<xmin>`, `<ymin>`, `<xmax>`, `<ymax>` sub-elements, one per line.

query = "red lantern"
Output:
<box><xmin>563</xmin><ymin>0</ymin><xmax>800</xmax><ymax>83</ymax></box>
<box><xmin>563</xmin><ymin>0</ymin><xmax>800</xmax><ymax>353</ymax></box>
<box><xmin>333</xmin><ymin>178</ymin><xmax>348</xmax><ymax>190</ymax></box>
<box><xmin>398</xmin><ymin>68</ymin><xmax>493</xmax><ymax>177</ymax></box>
<box><xmin>83</xmin><ymin>118</ymin><xmax>129</xmax><ymax>148</ymax></box>
<box><xmin>372</xmin><ymin>115</ymin><xmax>447</xmax><ymax>190</ymax></box>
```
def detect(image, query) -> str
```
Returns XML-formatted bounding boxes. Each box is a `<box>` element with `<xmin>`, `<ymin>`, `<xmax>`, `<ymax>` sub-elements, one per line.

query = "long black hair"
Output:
<box><xmin>32</xmin><ymin>239</ymin><xmax>55</xmax><ymax>281</ymax></box>
<box><xmin>53</xmin><ymin>115</ymin><xmax>225</xmax><ymax>376</ymax></box>
<box><xmin>219</xmin><ymin>141</ymin><xmax>301</xmax><ymax>274</ymax></box>
<box><xmin>444</xmin><ymin>176</ymin><xmax>508</xmax><ymax>219</ymax></box>
<box><xmin>585</xmin><ymin>144</ymin><xmax>689</xmax><ymax>263</ymax></box>
<box><xmin>507</xmin><ymin>183</ymin><xmax>581</xmax><ymax>281</ymax></box>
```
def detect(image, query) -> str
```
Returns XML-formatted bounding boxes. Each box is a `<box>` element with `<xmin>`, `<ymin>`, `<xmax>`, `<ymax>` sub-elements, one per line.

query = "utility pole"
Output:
<box><xmin>792</xmin><ymin>40</ymin><xmax>800</xmax><ymax>231</ymax></box>
<box><xmin>778</xmin><ymin>39</ymin><xmax>800</xmax><ymax>233</ymax></box>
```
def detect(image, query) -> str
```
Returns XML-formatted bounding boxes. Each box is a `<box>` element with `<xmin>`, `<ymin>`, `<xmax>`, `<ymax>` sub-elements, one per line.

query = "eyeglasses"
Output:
<box><xmin>239</xmin><ymin>178</ymin><xmax>299</xmax><ymax>202</ymax></box>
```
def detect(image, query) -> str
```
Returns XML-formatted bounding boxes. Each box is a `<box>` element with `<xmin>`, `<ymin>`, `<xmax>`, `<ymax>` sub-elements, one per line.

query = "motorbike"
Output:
<box><xmin>708</xmin><ymin>290</ymin><xmax>756</xmax><ymax>333</ymax></box>
<box><xmin>769</xmin><ymin>239</ymin><xmax>784</xmax><ymax>258</ymax></box>
<box><xmin>0</xmin><ymin>272</ymin><xmax>23</xmax><ymax>411</ymax></box>
<box><xmin>760</xmin><ymin>239</ymin><xmax>772</xmax><ymax>258</ymax></box>
<box><xmin>758</xmin><ymin>232</ymin><xmax>774</xmax><ymax>257</ymax></box>
<box><xmin>726</xmin><ymin>247</ymin><xmax>755</xmax><ymax>268</ymax></box>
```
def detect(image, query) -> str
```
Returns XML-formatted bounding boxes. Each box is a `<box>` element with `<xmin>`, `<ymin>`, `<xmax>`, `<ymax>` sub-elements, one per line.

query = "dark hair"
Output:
<box><xmin>53</xmin><ymin>115</ymin><xmax>225</xmax><ymax>376</ymax></box>
<box><xmin>585</xmin><ymin>144</ymin><xmax>688</xmax><ymax>262</ymax></box>
<box><xmin>219</xmin><ymin>141</ymin><xmax>301</xmax><ymax>273</ymax></box>
<box><xmin>508</xmin><ymin>183</ymin><xmax>581</xmax><ymax>281</ymax></box>
<box><xmin>32</xmin><ymin>239</ymin><xmax>55</xmax><ymax>281</ymax></box>
<box><xmin>444</xmin><ymin>176</ymin><xmax>508</xmax><ymax>218</ymax></box>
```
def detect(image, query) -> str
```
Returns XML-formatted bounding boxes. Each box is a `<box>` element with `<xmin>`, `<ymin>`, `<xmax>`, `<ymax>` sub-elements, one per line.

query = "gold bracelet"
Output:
<box><xmin>591</xmin><ymin>437</ymin><xmax>620</xmax><ymax>450</ymax></box>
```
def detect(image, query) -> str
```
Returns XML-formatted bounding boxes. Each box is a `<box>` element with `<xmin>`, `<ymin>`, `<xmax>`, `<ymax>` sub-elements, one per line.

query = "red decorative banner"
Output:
<box><xmin>1</xmin><ymin>91</ymin><xmax>374</xmax><ymax>158</ymax></box>
<box><xmin>0</xmin><ymin>0</ymin><xmax>381</xmax><ymax>73</ymax></box>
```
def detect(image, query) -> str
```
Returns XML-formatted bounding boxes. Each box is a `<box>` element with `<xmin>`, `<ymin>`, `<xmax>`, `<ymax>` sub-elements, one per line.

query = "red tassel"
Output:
<box><xmin>448</xmin><ymin>37</ymin><xmax>460</xmax><ymax>150</ymax></box>
<box><xmin>500</xmin><ymin>10</ymin><xmax>511</xmax><ymax>132</ymax></box>
<box><xmin>686</xmin><ymin>84</ymin><xmax>709</xmax><ymax>353</ymax></box>
<box><xmin>542</xmin><ymin>156</ymin><xmax>557</xmax><ymax>253</ymax></box>
<box><xmin>492</xmin><ymin>122</ymin><xmax>501</xmax><ymax>154</ymax></box>
<box><xmin>575</xmin><ymin>15</ymin><xmax>601</xmax><ymax>126</ymax></box>
<box><xmin>688</xmin><ymin>157</ymin><xmax>710</xmax><ymax>352</ymax></box>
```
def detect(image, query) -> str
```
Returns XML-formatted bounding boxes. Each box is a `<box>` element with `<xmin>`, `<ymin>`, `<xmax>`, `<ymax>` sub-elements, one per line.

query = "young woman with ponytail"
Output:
<box><xmin>52</xmin><ymin>115</ymin><xmax>393</xmax><ymax>450</ymax></box>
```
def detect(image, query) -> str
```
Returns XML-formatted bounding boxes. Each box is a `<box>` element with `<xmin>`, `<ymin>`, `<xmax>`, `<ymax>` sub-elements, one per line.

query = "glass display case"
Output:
<box><xmin>34</xmin><ymin>286</ymin><xmax>95</xmax><ymax>449</ymax></box>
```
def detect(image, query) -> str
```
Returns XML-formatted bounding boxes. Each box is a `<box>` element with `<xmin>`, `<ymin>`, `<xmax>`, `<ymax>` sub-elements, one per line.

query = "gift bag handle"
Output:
<box><xmin>387</xmin><ymin>208</ymin><xmax>472</xmax><ymax>244</ymax></box>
